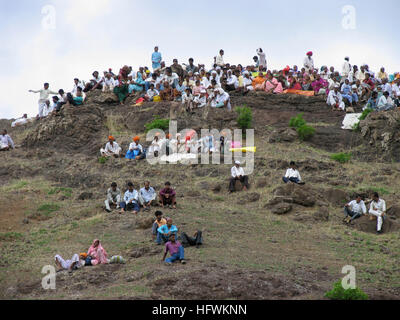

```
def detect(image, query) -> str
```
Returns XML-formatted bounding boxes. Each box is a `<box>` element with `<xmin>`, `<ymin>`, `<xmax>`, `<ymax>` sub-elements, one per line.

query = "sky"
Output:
<box><xmin>0</xmin><ymin>0</ymin><xmax>399</xmax><ymax>119</ymax></box>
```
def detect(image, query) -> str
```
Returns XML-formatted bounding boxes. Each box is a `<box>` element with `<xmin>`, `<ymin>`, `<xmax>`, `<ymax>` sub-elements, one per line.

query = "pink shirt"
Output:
<box><xmin>165</xmin><ymin>241</ymin><xmax>182</xmax><ymax>255</ymax></box>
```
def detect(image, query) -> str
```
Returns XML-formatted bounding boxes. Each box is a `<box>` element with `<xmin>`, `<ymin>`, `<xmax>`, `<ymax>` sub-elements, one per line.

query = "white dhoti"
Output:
<box><xmin>38</xmin><ymin>102</ymin><xmax>47</xmax><ymax>118</ymax></box>
<box><xmin>369</xmin><ymin>210</ymin><xmax>384</xmax><ymax>231</ymax></box>
<box><xmin>138</xmin><ymin>193</ymin><xmax>157</xmax><ymax>206</ymax></box>
<box><xmin>55</xmin><ymin>254</ymin><xmax>80</xmax><ymax>270</ymax></box>
<box><xmin>105</xmin><ymin>195</ymin><xmax>121</xmax><ymax>211</ymax></box>
<box><xmin>100</xmin><ymin>147</ymin><xmax>122</xmax><ymax>157</ymax></box>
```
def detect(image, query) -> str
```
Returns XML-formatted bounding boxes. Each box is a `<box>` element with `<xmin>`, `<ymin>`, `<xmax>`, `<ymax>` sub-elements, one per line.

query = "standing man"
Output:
<box><xmin>104</xmin><ymin>182</ymin><xmax>121</xmax><ymax>213</ymax></box>
<box><xmin>256</xmin><ymin>48</ymin><xmax>267</xmax><ymax>71</ymax></box>
<box><xmin>229</xmin><ymin>160</ymin><xmax>249</xmax><ymax>193</ymax></box>
<box><xmin>344</xmin><ymin>195</ymin><xmax>367</xmax><ymax>224</ymax></box>
<box><xmin>342</xmin><ymin>57</ymin><xmax>351</xmax><ymax>79</ymax></box>
<box><xmin>29</xmin><ymin>83</ymin><xmax>58</xmax><ymax>118</ymax></box>
<box><xmin>304</xmin><ymin>51</ymin><xmax>314</xmax><ymax>73</ymax></box>
<box><xmin>0</xmin><ymin>129</ymin><xmax>15</xmax><ymax>151</ymax></box>
<box><xmin>369</xmin><ymin>193</ymin><xmax>386</xmax><ymax>234</ymax></box>
<box><xmin>152</xmin><ymin>46</ymin><xmax>162</xmax><ymax>72</ymax></box>
<box><xmin>215</xmin><ymin>49</ymin><xmax>225</xmax><ymax>68</ymax></box>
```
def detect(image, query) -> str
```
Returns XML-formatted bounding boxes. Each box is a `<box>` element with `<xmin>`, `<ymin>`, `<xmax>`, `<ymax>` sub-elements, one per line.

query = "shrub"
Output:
<box><xmin>37</xmin><ymin>203</ymin><xmax>61</xmax><ymax>217</ymax></box>
<box><xmin>359</xmin><ymin>108</ymin><xmax>373</xmax><ymax>121</ymax></box>
<box><xmin>296</xmin><ymin>125</ymin><xmax>315</xmax><ymax>141</ymax></box>
<box><xmin>331</xmin><ymin>152</ymin><xmax>352</xmax><ymax>163</ymax></box>
<box><xmin>98</xmin><ymin>156</ymin><xmax>108</xmax><ymax>164</ymax></box>
<box><xmin>352</xmin><ymin>122</ymin><xmax>360</xmax><ymax>132</ymax></box>
<box><xmin>145</xmin><ymin>116</ymin><xmax>170</xmax><ymax>132</ymax></box>
<box><xmin>289</xmin><ymin>113</ymin><xmax>306</xmax><ymax>128</ymax></box>
<box><xmin>235</xmin><ymin>106</ymin><xmax>253</xmax><ymax>130</ymax></box>
<box><xmin>325</xmin><ymin>281</ymin><xmax>368</xmax><ymax>300</ymax></box>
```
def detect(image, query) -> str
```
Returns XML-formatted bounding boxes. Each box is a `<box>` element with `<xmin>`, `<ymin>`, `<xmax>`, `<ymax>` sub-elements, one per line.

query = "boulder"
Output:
<box><xmin>324</xmin><ymin>188</ymin><xmax>350</xmax><ymax>207</ymax></box>
<box><xmin>268</xmin><ymin>128</ymin><xmax>298</xmax><ymax>143</ymax></box>
<box><xmin>270</xmin><ymin>203</ymin><xmax>292</xmax><ymax>215</ymax></box>
<box><xmin>78</xmin><ymin>192</ymin><xmax>93</xmax><ymax>201</ymax></box>
<box><xmin>313</xmin><ymin>207</ymin><xmax>330</xmax><ymax>221</ymax></box>
<box><xmin>238</xmin><ymin>192</ymin><xmax>260</xmax><ymax>203</ymax></box>
<box><xmin>273</xmin><ymin>184</ymin><xmax>316</xmax><ymax>207</ymax></box>
<box><xmin>352</xmin><ymin>215</ymin><xmax>400</xmax><ymax>234</ymax></box>
<box><xmin>136</xmin><ymin>216</ymin><xmax>154</xmax><ymax>229</ymax></box>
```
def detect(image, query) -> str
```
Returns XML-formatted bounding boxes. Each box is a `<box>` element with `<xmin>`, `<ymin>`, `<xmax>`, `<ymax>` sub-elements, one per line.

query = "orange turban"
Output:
<box><xmin>166</xmin><ymin>134</ymin><xmax>171</xmax><ymax>139</ymax></box>
<box><xmin>133</xmin><ymin>136</ymin><xmax>140</xmax><ymax>142</ymax></box>
<box><xmin>80</xmin><ymin>253</ymin><xmax>88</xmax><ymax>259</ymax></box>
<box><xmin>108</xmin><ymin>136</ymin><xmax>115</xmax><ymax>141</ymax></box>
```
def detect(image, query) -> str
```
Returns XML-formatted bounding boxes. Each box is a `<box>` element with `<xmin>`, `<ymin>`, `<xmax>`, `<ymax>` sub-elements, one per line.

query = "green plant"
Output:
<box><xmin>331</xmin><ymin>152</ymin><xmax>352</xmax><ymax>163</ymax></box>
<box><xmin>325</xmin><ymin>281</ymin><xmax>368</xmax><ymax>300</ymax></box>
<box><xmin>359</xmin><ymin>108</ymin><xmax>373</xmax><ymax>121</ymax></box>
<box><xmin>37</xmin><ymin>203</ymin><xmax>61</xmax><ymax>217</ymax></box>
<box><xmin>145</xmin><ymin>116</ymin><xmax>170</xmax><ymax>132</ymax></box>
<box><xmin>98</xmin><ymin>156</ymin><xmax>108</xmax><ymax>164</ymax></box>
<box><xmin>289</xmin><ymin>113</ymin><xmax>306</xmax><ymax>128</ymax></box>
<box><xmin>296</xmin><ymin>125</ymin><xmax>315</xmax><ymax>141</ymax></box>
<box><xmin>235</xmin><ymin>106</ymin><xmax>253</xmax><ymax>130</ymax></box>
<box><xmin>352</xmin><ymin>122</ymin><xmax>360</xmax><ymax>132</ymax></box>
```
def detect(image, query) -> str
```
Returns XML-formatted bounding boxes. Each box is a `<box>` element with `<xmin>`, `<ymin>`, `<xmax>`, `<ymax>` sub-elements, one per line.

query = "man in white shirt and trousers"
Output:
<box><xmin>0</xmin><ymin>129</ymin><xmax>15</xmax><ymax>151</ymax></box>
<box><xmin>344</xmin><ymin>195</ymin><xmax>367</xmax><ymax>224</ymax></box>
<box><xmin>283</xmin><ymin>162</ymin><xmax>305</xmax><ymax>185</ymax></box>
<box><xmin>369</xmin><ymin>192</ymin><xmax>386</xmax><ymax>234</ymax></box>
<box><xmin>29</xmin><ymin>83</ymin><xmax>58</xmax><ymax>118</ymax></box>
<box><xmin>229</xmin><ymin>160</ymin><xmax>249</xmax><ymax>193</ymax></box>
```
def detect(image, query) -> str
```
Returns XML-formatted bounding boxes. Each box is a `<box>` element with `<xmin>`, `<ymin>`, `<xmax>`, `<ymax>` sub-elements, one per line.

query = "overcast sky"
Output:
<box><xmin>0</xmin><ymin>0</ymin><xmax>399</xmax><ymax>119</ymax></box>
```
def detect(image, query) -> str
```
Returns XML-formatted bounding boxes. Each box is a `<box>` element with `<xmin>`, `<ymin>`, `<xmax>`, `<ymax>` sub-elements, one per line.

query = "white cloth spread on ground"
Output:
<box><xmin>342</xmin><ymin>113</ymin><xmax>362</xmax><ymax>130</ymax></box>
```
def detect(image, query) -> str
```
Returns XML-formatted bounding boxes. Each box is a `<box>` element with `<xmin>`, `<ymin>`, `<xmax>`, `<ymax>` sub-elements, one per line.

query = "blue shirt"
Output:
<box><xmin>140</xmin><ymin>187</ymin><xmax>156</xmax><ymax>203</ymax></box>
<box><xmin>152</xmin><ymin>52</ymin><xmax>162</xmax><ymax>69</ymax></box>
<box><xmin>124</xmin><ymin>189</ymin><xmax>138</xmax><ymax>203</ymax></box>
<box><xmin>158</xmin><ymin>224</ymin><xmax>178</xmax><ymax>235</ymax></box>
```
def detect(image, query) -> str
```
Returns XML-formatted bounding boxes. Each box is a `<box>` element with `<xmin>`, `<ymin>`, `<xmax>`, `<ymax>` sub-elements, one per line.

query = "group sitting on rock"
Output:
<box><xmin>103</xmin><ymin>181</ymin><xmax>177</xmax><ymax>214</ymax></box>
<box><xmin>344</xmin><ymin>192</ymin><xmax>387</xmax><ymax>234</ymax></box>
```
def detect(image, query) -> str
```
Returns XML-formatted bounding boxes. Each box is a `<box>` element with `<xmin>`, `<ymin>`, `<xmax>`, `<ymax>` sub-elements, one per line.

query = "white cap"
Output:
<box><xmin>235</xmin><ymin>160</ymin><xmax>241</xmax><ymax>165</ymax></box>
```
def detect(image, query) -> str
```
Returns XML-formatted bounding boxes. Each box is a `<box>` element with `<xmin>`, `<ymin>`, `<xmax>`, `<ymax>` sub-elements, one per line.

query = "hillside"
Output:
<box><xmin>1</xmin><ymin>91</ymin><xmax>399</xmax><ymax>300</ymax></box>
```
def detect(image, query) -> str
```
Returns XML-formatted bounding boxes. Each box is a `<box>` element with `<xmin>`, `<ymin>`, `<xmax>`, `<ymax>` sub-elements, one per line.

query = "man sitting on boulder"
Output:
<box><xmin>162</xmin><ymin>233</ymin><xmax>186</xmax><ymax>265</ymax></box>
<box><xmin>100</xmin><ymin>136</ymin><xmax>122</xmax><ymax>158</ymax></box>
<box><xmin>369</xmin><ymin>192</ymin><xmax>386</xmax><ymax>234</ymax></box>
<box><xmin>343</xmin><ymin>195</ymin><xmax>367</xmax><ymax>224</ymax></box>
<box><xmin>105</xmin><ymin>182</ymin><xmax>121</xmax><ymax>213</ymax></box>
<box><xmin>229</xmin><ymin>160</ymin><xmax>249</xmax><ymax>193</ymax></box>
<box><xmin>139</xmin><ymin>181</ymin><xmax>157</xmax><ymax>210</ymax></box>
<box><xmin>119</xmin><ymin>182</ymin><xmax>140</xmax><ymax>215</ymax></box>
<box><xmin>283</xmin><ymin>162</ymin><xmax>305</xmax><ymax>185</ymax></box>
<box><xmin>152</xmin><ymin>211</ymin><xmax>167</xmax><ymax>245</ymax></box>
<box><xmin>0</xmin><ymin>130</ymin><xmax>15</xmax><ymax>151</ymax></box>
<box><xmin>159</xmin><ymin>182</ymin><xmax>177</xmax><ymax>209</ymax></box>
<box><xmin>158</xmin><ymin>218</ymin><xmax>179</xmax><ymax>245</ymax></box>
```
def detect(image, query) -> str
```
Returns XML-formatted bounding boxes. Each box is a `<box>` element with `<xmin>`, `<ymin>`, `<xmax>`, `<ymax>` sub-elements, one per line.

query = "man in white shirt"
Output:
<box><xmin>29</xmin><ymin>83</ymin><xmax>58</xmax><ymax>118</ymax></box>
<box><xmin>283</xmin><ymin>161</ymin><xmax>304</xmax><ymax>185</ymax></box>
<box><xmin>226</xmin><ymin>70</ymin><xmax>238</xmax><ymax>91</ymax></box>
<box><xmin>102</xmin><ymin>73</ymin><xmax>116</xmax><ymax>92</ymax></box>
<box><xmin>214</xmin><ymin>49</ymin><xmax>225</xmax><ymax>67</ymax></box>
<box><xmin>256</xmin><ymin>48</ymin><xmax>267</xmax><ymax>70</ymax></box>
<box><xmin>377</xmin><ymin>91</ymin><xmax>394</xmax><ymax>111</ymax></box>
<box><xmin>100</xmin><ymin>136</ymin><xmax>122</xmax><ymax>158</ymax></box>
<box><xmin>120</xmin><ymin>182</ymin><xmax>140</xmax><ymax>215</ymax></box>
<box><xmin>344</xmin><ymin>195</ymin><xmax>367</xmax><ymax>224</ymax></box>
<box><xmin>304</xmin><ymin>51</ymin><xmax>314</xmax><ymax>73</ymax></box>
<box><xmin>342</xmin><ymin>57</ymin><xmax>351</xmax><ymax>78</ymax></box>
<box><xmin>327</xmin><ymin>85</ymin><xmax>346</xmax><ymax>111</ymax></box>
<box><xmin>72</xmin><ymin>78</ymin><xmax>85</xmax><ymax>95</ymax></box>
<box><xmin>229</xmin><ymin>160</ymin><xmax>249</xmax><ymax>193</ymax></box>
<box><xmin>139</xmin><ymin>181</ymin><xmax>157</xmax><ymax>210</ymax></box>
<box><xmin>369</xmin><ymin>192</ymin><xmax>386</xmax><ymax>234</ymax></box>
<box><xmin>11</xmin><ymin>114</ymin><xmax>29</xmax><ymax>128</ymax></box>
<box><xmin>0</xmin><ymin>129</ymin><xmax>15</xmax><ymax>151</ymax></box>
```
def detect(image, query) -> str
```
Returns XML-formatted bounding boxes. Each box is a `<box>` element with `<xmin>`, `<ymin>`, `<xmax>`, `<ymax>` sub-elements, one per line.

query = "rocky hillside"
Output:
<box><xmin>0</xmin><ymin>91</ymin><xmax>399</xmax><ymax>300</ymax></box>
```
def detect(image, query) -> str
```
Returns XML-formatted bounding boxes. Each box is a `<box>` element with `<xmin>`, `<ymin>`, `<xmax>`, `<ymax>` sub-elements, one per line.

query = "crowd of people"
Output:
<box><xmin>24</xmin><ymin>47</ymin><xmax>399</xmax><ymax>123</ymax></box>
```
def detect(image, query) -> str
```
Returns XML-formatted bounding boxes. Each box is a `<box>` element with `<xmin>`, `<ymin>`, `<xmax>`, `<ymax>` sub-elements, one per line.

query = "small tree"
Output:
<box><xmin>325</xmin><ymin>281</ymin><xmax>368</xmax><ymax>300</ymax></box>
<box><xmin>145</xmin><ymin>116</ymin><xmax>170</xmax><ymax>132</ymax></box>
<box><xmin>289</xmin><ymin>113</ymin><xmax>306</xmax><ymax>128</ymax></box>
<box><xmin>235</xmin><ymin>106</ymin><xmax>253</xmax><ymax>130</ymax></box>
<box><xmin>331</xmin><ymin>152</ymin><xmax>352</xmax><ymax>163</ymax></box>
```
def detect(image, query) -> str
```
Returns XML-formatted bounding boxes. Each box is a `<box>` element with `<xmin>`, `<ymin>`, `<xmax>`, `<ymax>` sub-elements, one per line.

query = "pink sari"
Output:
<box><xmin>87</xmin><ymin>239</ymin><xmax>109</xmax><ymax>265</ymax></box>
<box><xmin>264</xmin><ymin>78</ymin><xmax>278</xmax><ymax>92</ymax></box>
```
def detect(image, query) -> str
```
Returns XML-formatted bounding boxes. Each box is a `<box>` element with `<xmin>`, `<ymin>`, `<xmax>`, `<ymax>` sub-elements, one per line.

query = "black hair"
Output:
<box><xmin>155</xmin><ymin>211</ymin><xmax>163</xmax><ymax>217</ymax></box>
<box><xmin>77</xmin><ymin>86</ymin><xmax>82</xmax><ymax>92</ymax></box>
<box><xmin>373</xmin><ymin>192</ymin><xmax>379</xmax><ymax>198</ymax></box>
<box><xmin>290</xmin><ymin>161</ymin><xmax>296</xmax><ymax>166</ymax></box>
<box><xmin>189</xmin><ymin>58</ymin><xmax>194</xmax><ymax>62</ymax></box>
<box><xmin>165</xmin><ymin>181</ymin><xmax>171</xmax><ymax>186</ymax></box>
<box><xmin>52</xmin><ymin>96</ymin><xmax>59</xmax><ymax>101</ymax></box>
<box><xmin>58</xmin><ymin>89</ymin><xmax>64</xmax><ymax>94</ymax></box>
<box><xmin>44</xmin><ymin>83</ymin><xmax>49</xmax><ymax>86</ymax></box>
<box><xmin>128</xmin><ymin>182</ymin><xmax>134</xmax><ymax>187</ymax></box>
<box><xmin>111</xmin><ymin>182</ymin><xmax>117</xmax><ymax>187</ymax></box>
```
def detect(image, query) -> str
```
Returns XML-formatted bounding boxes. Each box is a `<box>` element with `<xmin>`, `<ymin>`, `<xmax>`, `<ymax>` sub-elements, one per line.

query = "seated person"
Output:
<box><xmin>229</xmin><ymin>160</ymin><xmax>249</xmax><ymax>193</ymax></box>
<box><xmin>105</xmin><ymin>182</ymin><xmax>121</xmax><ymax>213</ymax></box>
<box><xmin>148</xmin><ymin>134</ymin><xmax>161</xmax><ymax>157</ymax></box>
<box><xmin>100</xmin><ymin>136</ymin><xmax>122</xmax><ymax>158</ymax></box>
<box><xmin>103</xmin><ymin>73</ymin><xmax>116</xmax><ymax>92</ymax></box>
<box><xmin>145</xmin><ymin>84</ymin><xmax>159</xmax><ymax>102</ymax></box>
<box><xmin>55</xmin><ymin>253</ymin><xmax>85</xmax><ymax>272</ymax></box>
<box><xmin>119</xmin><ymin>182</ymin><xmax>140</xmax><ymax>214</ymax></box>
<box><xmin>193</xmin><ymin>89</ymin><xmax>207</xmax><ymax>108</ymax></box>
<box><xmin>162</xmin><ymin>233</ymin><xmax>186</xmax><ymax>265</ymax></box>
<box><xmin>179</xmin><ymin>230</ymin><xmax>203</xmax><ymax>248</ymax></box>
<box><xmin>327</xmin><ymin>84</ymin><xmax>346</xmax><ymax>111</ymax></box>
<box><xmin>377</xmin><ymin>91</ymin><xmax>394</xmax><ymax>111</ymax></box>
<box><xmin>87</xmin><ymin>239</ymin><xmax>109</xmax><ymax>265</ymax></box>
<box><xmin>84</xmin><ymin>71</ymin><xmax>104</xmax><ymax>92</ymax></box>
<box><xmin>139</xmin><ymin>181</ymin><xmax>157</xmax><ymax>210</ymax></box>
<box><xmin>344</xmin><ymin>195</ymin><xmax>367</xmax><ymax>224</ymax></box>
<box><xmin>126</xmin><ymin>136</ymin><xmax>145</xmax><ymax>160</ymax></box>
<box><xmin>182</xmin><ymin>88</ymin><xmax>194</xmax><ymax>112</ymax></box>
<box><xmin>283</xmin><ymin>161</ymin><xmax>305</xmax><ymax>184</ymax></box>
<box><xmin>159</xmin><ymin>182</ymin><xmax>177</xmax><ymax>209</ymax></box>
<box><xmin>369</xmin><ymin>193</ymin><xmax>386</xmax><ymax>234</ymax></box>
<box><xmin>0</xmin><ymin>130</ymin><xmax>15</xmax><ymax>151</ymax></box>
<box><xmin>152</xmin><ymin>211</ymin><xmax>167</xmax><ymax>244</ymax></box>
<box><xmin>160</xmin><ymin>81</ymin><xmax>175</xmax><ymax>101</ymax></box>
<box><xmin>158</xmin><ymin>218</ymin><xmax>179</xmax><ymax>245</ymax></box>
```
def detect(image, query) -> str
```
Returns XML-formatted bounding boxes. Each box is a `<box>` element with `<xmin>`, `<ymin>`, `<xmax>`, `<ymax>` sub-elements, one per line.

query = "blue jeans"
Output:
<box><xmin>283</xmin><ymin>177</ymin><xmax>300</xmax><ymax>184</ymax></box>
<box><xmin>165</xmin><ymin>246</ymin><xmax>185</xmax><ymax>263</ymax></box>
<box><xmin>344</xmin><ymin>207</ymin><xmax>361</xmax><ymax>221</ymax></box>
<box><xmin>120</xmin><ymin>201</ymin><xmax>140</xmax><ymax>212</ymax></box>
